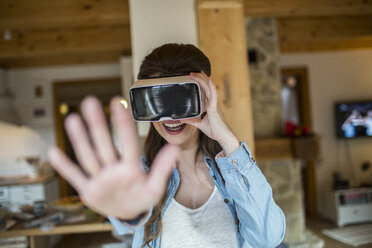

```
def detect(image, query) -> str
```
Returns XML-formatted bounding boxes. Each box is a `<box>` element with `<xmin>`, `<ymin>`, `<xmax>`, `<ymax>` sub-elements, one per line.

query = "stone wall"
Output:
<box><xmin>259</xmin><ymin>159</ymin><xmax>324</xmax><ymax>248</ymax></box>
<box><xmin>246</xmin><ymin>17</ymin><xmax>323</xmax><ymax>247</ymax></box>
<box><xmin>259</xmin><ymin>159</ymin><xmax>305</xmax><ymax>243</ymax></box>
<box><xmin>246</xmin><ymin>18</ymin><xmax>282</xmax><ymax>138</ymax></box>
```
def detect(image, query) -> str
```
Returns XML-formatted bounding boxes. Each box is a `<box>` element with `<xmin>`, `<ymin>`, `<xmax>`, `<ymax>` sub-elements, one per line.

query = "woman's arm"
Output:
<box><xmin>216</xmin><ymin>142</ymin><xmax>286</xmax><ymax>247</ymax></box>
<box><xmin>108</xmin><ymin>208</ymin><xmax>152</xmax><ymax>235</ymax></box>
<box><xmin>183</xmin><ymin>72</ymin><xmax>285</xmax><ymax>247</ymax></box>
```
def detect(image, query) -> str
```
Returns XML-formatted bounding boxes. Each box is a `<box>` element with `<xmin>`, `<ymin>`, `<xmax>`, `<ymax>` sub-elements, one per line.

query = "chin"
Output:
<box><xmin>165</xmin><ymin>138</ymin><xmax>186</xmax><ymax>146</ymax></box>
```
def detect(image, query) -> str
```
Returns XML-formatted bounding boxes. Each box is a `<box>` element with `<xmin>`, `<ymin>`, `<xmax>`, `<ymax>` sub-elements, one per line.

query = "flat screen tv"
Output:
<box><xmin>335</xmin><ymin>101</ymin><xmax>372</xmax><ymax>139</ymax></box>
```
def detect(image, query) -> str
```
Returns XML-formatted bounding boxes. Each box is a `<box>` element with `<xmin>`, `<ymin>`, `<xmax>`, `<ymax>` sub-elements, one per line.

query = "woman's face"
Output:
<box><xmin>146</xmin><ymin>72</ymin><xmax>200</xmax><ymax>148</ymax></box>
<box><xmin>153</xmin><ymin>121</ymin><xmax>199</xmax><ymax>148</ymax></box>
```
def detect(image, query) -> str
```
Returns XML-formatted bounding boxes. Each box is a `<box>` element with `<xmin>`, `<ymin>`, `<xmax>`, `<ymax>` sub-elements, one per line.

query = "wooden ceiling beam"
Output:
<box><xmin>0</xmin><ymin>0</ymin><xmax>129</xmax><ymax>30</ymax></box>
<box><xmin>244</xmin><ymin>0</ymin><xmax>372</xmax><ymax>17</ymax></box>
<box><xmin>0</xmin><ymin>50</ymin><xmax>129</xmax><ymax>68</ymax></box>
<box><xmin>0</xmin><ymin>25</ymin><xmax>131</xmax><ymax>59</ymax></box>
<box><xmin>1</xmin><ymin>0</ymin><xmax>371</xmax><ymax>67</ymax></box>
<box><xmin>277</xmin><ymin>15</ymin><xmax>372</xmax><ymax>52</ymax></box>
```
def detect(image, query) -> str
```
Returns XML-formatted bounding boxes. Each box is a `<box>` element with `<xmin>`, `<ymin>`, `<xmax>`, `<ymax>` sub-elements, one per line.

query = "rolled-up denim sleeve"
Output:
<box><xmin>216</xmin><ymin>142</ymin><xmax>286</xmax><ymax>248</ymax></box>
<box><xmin>108</xmin><ymin>207</ymin><xmax>152</xmax><ymax>235</ymax></box>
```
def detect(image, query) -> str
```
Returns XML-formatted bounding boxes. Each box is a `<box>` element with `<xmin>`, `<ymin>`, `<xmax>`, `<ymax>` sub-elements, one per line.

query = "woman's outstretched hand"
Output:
<box><xmin>182</xmin><ymin>72</ymin><xmax>239</xmax><ymax>155</ymax></box>
<box><xmin>48</xmin><ymin>97</ymin><xmax>180</xmax><ymax>220</ymax></box>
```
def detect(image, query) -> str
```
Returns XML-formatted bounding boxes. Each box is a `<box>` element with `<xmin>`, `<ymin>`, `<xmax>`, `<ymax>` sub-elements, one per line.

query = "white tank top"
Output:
<box><xmin>161</xmin><ymin>186</ymin><xmax>239</xmax><ymax>248</ymax></box>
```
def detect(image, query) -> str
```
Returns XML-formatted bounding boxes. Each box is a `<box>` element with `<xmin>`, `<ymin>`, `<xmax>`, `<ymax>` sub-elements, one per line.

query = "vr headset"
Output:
<box><xmin>129</xmin><ymin>75</ymin><xmax>206</xmax><ymax>122</ymax></box>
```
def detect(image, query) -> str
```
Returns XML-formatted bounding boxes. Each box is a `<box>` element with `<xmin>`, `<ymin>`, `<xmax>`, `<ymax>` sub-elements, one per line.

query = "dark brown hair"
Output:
<box><xmin>138</xmin><ymin>43</ymin><xmax>221</xmax><ymax>248</ymax></box>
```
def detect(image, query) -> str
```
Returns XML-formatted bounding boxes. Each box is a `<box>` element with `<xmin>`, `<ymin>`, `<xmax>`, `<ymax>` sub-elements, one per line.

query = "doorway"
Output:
<box><xmin>280</xmin><ymin>67</ymin><xmax>318</xmax><ymax>217</ymax></box>
<box><xmin>53</xmin><ymin>78</ymin><xmax>122</xmax><ymax>196</ymax></box>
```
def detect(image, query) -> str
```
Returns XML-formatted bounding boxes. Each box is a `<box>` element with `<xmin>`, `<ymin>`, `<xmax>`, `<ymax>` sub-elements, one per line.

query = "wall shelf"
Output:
<box><xmin>255</xmin><ymin>135</ymin><xmax>320</xmax><ymax>161</ymax></box>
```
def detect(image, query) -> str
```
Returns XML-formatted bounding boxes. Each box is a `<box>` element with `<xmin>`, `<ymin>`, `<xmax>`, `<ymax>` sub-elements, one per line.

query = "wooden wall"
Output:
<box><xmin>0</xmin><ymin>0</ymin><xmax>131</xmax><ymax>68</ymax></box>
<box><xmin>247</xmin><ymin>0</ymin><xmax>372</xmax><ymax>52</ymax></box>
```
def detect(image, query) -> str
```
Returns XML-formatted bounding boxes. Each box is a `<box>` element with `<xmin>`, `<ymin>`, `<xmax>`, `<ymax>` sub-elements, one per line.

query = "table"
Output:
<box><xmin>0</xmin><ymin>220</ymin><xmax>114</xmax><ymax>248</ymax></box>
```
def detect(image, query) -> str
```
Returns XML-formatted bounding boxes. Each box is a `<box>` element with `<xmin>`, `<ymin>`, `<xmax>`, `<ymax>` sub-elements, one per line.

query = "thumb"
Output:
<box><xmin>181</xmin><ymin>118</ymin><xmax>202</xmax><ymax>128</ymax></box>
<box><xmin>144</xmin><ymin>144</ymin><xmax>180</xmax><ymax>203</ymax></box>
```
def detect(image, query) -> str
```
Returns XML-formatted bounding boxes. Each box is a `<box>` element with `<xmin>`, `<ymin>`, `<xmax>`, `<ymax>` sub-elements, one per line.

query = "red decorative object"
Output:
<box><xmin>302</xmin><ymin>126</ymin><xmax>310</xmax><ymax>135</ymax></box>
<box><xmin>285</xmin><ymin>121</ymin><xmax>311</xmax><ymax>136</ymax></box>
<box><xmin>286</xmin><ymin>121</ymin><xmax>298</xmax><ymax>136</ymax></box>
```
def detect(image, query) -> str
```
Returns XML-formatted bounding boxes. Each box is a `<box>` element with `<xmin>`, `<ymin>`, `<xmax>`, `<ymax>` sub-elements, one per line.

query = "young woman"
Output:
<box><xmin>48</xmin><ymin>43</ymin><xmax>286</xmax><ymax>248</ymax></box>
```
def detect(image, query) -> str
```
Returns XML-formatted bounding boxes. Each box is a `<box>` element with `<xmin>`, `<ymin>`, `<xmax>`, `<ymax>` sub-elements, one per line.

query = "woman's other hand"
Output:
<box><xmin>48</xmin><ymin>97</ymin><xmax>180</xmax><ymax>220</ymax></box>
<box><xmin>182</xmin><ymin>72</ymin><xmax>239</xmax><ymax>155</ymax></box>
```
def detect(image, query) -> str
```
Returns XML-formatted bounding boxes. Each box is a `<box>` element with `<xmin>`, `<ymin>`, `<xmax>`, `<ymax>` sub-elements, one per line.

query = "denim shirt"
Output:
<box><xmin>109</xmin><ymin>142</ymin><xmax>286</xmax><ymax>248</ymax></box>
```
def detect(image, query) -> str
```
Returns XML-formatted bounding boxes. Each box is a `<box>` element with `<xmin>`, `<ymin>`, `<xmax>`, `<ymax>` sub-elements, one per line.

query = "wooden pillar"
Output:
<box><xmin>197</xmin><ymin>0</ymin><xmax>255</xmax><ymax>153</ymax></box>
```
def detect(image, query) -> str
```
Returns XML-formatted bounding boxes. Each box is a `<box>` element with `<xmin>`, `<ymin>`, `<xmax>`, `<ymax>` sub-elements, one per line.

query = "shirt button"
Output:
<box><xmin>232</xmin><ymin>159</ymin><xmax>238</xmax><ymax>165</ymax></box>
<box><xmin>224</xmin><ymin>199</ymin><xmax>229</xmax><ymax>203</ymax></box>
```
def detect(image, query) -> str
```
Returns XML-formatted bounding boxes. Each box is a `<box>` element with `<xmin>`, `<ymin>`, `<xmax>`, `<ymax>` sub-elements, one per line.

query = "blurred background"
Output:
<box><xmin>0</xmin><ymin>0</ymin><xmax>372</xmax><ymax>247</ymax></box>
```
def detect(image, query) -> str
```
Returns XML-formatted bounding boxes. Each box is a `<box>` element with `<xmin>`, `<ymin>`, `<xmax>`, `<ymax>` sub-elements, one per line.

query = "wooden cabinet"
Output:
<box><xmin>255</xmin><ymin>136</ymin><xmax>320</xmax><ymax>161</ymax></box>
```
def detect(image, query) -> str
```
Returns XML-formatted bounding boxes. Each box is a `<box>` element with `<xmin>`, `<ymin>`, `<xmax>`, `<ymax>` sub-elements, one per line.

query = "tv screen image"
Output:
<box><xmin>335</xmin><ymin>101</ymin><xmax>372</xmax><ymax>139</ymax></box>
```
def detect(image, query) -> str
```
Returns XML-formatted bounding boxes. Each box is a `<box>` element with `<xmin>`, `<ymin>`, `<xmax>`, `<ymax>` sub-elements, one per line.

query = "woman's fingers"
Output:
<box><xmin>48</xmin><ymin>147</ymin><xmax>88</xmax><ymax>193</ymax></box>
<box><xmin>208</xmin><ymin>78</ymin><xmax>218</xmax><ymax>107</ymax></box>
<box><xmin>190</xmin><ymin>72</ymin><xmax>219</xmax><ymax>111</ymax></box>
<box><xmin>110</xmin><ymin>97</ymin><xmax>140</xmax><ymax>167</ymax></box>
<box><xmin>81</xmin><ymin>97</ymin><xmax>118</xmax><ymax>167</ymax></box>
<box><xmin>200</xmin><ymin>71</ymin><xmax>210</xmax><ymax>82</ymax></box>
<box><xmin>64</xmin><ymin>114</ymin><xmax>101</xmax><ymax>177</ymax></box>
<box><xmin>144</xmin><ymin>144</ymin><xmax>180</xmax><ymax>203</ymax></box>
<box><xmin>190</xmin><ymin>72</ymin><xmax>211</xmax><ymax>100</ymax></box>
<box><xmin>181</xmin><ymin>117</ymin><xmax>202</xmax><ymax>129</ymax></box>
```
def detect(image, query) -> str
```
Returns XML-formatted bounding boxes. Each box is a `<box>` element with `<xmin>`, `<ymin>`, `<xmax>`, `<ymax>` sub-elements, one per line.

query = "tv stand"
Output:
<box><xmin>322</xmin><ymin>187</ymin><xmax>372</xmax><ymax>227</ymax></box>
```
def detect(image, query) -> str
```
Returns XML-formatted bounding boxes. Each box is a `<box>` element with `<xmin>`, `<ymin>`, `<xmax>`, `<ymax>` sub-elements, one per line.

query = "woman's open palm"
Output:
<box><xmin>48</xmin><ymin>97</ymin><xmax>180</xmax><ymax>220</ymax></box>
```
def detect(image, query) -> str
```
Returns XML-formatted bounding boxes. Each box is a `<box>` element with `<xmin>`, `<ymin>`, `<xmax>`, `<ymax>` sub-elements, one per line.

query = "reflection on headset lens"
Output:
<box><xmin>130</xmin><ymin>83</ymin><xmax>200</xmax><ymax>121</ymax></box>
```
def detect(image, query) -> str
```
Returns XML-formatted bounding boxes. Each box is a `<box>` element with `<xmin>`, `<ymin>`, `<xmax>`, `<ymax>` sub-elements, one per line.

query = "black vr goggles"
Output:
<box><xmin>129</xmin><ymin>75</ymin><xmax>206</xmax><ymax>122</ymax></box>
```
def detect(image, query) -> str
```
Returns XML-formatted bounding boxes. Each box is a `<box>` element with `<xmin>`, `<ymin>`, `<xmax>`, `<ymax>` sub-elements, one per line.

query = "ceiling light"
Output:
<box><xmin>3</xmin><ymin>29</ymin><xmax>12</xmax><ymax>41</ymax></box>
<box><xmin>59</xmin><ymin>103</ymin><xmax>69</xmax><ymax>115</ymax></box>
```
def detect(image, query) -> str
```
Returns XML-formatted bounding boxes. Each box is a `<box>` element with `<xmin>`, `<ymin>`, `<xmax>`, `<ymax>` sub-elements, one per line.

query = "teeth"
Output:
<box><xmin>164</xmin><ymin>123</ymin><xmax>183</xmax><ymax>128</ymax></box>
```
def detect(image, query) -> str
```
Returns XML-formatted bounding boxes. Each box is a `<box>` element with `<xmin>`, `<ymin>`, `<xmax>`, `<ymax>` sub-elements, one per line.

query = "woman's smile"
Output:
<box><xmin>153</xmin><ymin>120</ymin><xmax>199</xmax><ymax>147</ymax></box>
<box><xmin>162</xmin><ymin>121</ymin><xmax>186</xmax><ymax>135</ymax></box>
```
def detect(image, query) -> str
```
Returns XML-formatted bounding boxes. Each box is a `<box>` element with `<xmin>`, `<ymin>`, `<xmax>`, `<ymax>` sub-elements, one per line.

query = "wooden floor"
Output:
<box><xmin>53</xmin><ymin>217</ymin><xmax>372</xmax><ymax>248</ymax></box>
<box><xmin>306</xmin><ymin>216</ymin><xmax>372</xmax><ymax>248</ymax></box>
<box><xmin>55</xmin><ymin>232</ymin><xmax>119</xmax><ymax>248</ymax></box>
